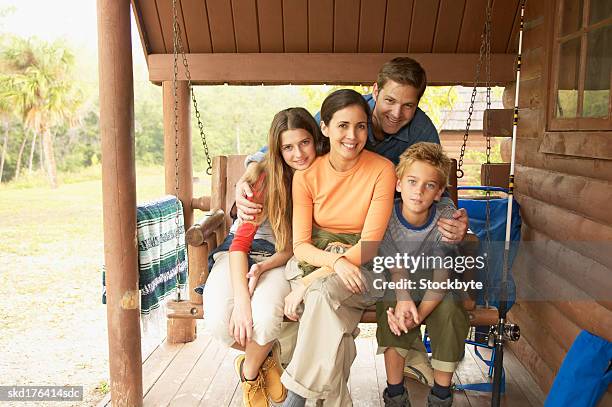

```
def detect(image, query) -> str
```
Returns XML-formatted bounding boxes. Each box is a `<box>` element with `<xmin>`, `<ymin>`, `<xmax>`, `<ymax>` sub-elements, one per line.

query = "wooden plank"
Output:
<box><xmin>465</xmin><ymin>345</ymin><xmax>536</xmax><ymax>407</ymax></box>
<box><xmin>457</xmin><ymin>0</ymin><xmax>487</xmax><ymax>53</ymax></box>
<box><xmin>517</xmin><ymin>166</ymin><xmax>612</xmax><ymax>233</ymax></box>
<box><xmin>349</xmin><ymin>338</ymin><xmax>380</xmax><ymax>406</ymax></box>
<box><xmin>156</xmin><ymin>0</ymin><xmax>190</xmax><ymax>53</ymax></box>
<box><xmin>515</xmin><ymin>139</ymin><xmax>612</xmax><ymax>183</ymax></box>
<box><xmin>199</xmin><ymin>347</ymin><xmax>241</xmax><ymax>406</ymax></box>
<box><xmin>383</xmin><ymin>0</ymin><xmax>413</xmax><ymax>52</ymax></box>
<box><xmin>231</xmin><ymin>0</ymin><xmax>260</xmax><ymax>52</ymax></box>
<box><xmin>135</xmin><ymin>0</ymin><xmax>167</xmax><ymax>53</ymax></box>
<box><xmin>358</xmin><ymin>0</ymin><xmax>387</xmax><ymax>53</ymax></box>
<box><xmin>480</xmin><ymin>163</ymin><xmax>510</xmax><ymax>187</ymax></box>
<box><xmin>513</xmin><ymin>248</ymin><xmax>612</xmax><ymax>343</ymax></box>
<box><xmin>148</xmin><ymin>53</ymin><xmax>517</xmax><ymax>85</ymax></box>
<box><xmin>501</xmin><ymin>344</ymin><xmax>546</xmax><ymax>407</ymax></box>
<box><xmin>168</xmin><ymin>336</ymin><xmax>228</xmax><ymax>406</ymax></box>
<box><xmin>506</xmin><ymin>333</ymin><xmax>555</xmax><ymax>394</ymax></box>
<box><xmin>180</xmin><ymin>0</ymin><xmax>212</xmax><ymax>53</ymax></box>
<box><xmin>483</xmin><ymin>108</ymin><xmax>513</xmax><ymax>137</ymax></box>
<box><xmin>454</xmin><ymin>345</ymin><xmax>494</xmax><ymax>407</ymax></box>
<box><xmin>206</xmin><ymin>0</ymin><xmax>236</xmax><ymax>52</ymax></box>
<box><xmin>521</xmin><ymin>224</ymin><xmax>612</xmax><ymax>305</ymax></box>
<box><xmin>507</xmin><ymin>304</ymin><xmax>566</xmax><ymax>375</ymax></box>
<box><xmin>144</xmin><ymin>335</ymin><xmax>211</xmax><ymax>406</ymax></box>
<box><xmin>142</xmin><ymin>342</ymin><xmax>184</xmax><ymax>397</ymax></box>
<box><xmin>539</xmin><ymin>131</ymin><xmax>612</xmax><ymax>160</ymax></box>
<box><xmin>144</xmin><ymin>334</ymin><xmax>211</xmax><ymax>405</ymax></box>
<box><xmin>257</xmin><ymin>0</ymin><xmax>284</xmax><ymax>52</ymax></box>
<box><xmin>491</xmin><ymin>0</ymin><xmax>520</xmax><ymax>53</ymax></box>
<box><xmin>432</xmin><ymin>0</ymin><xmax>466</xmax><ymax>53</ymax></box>
<box><xmin>308</xmin><ymin>0</ymin><xmax>333</xmax><ymax>52</ymax></box>
<box><xmin>449</xmin><ymin>370</ymin><xmax>471</xmax><ymax>407</ymax></box>
<box><xmin>334</xmin><ymin>0</ymin><xmax>360</xmax><ymax>52</ymax></box>
<box><xmin>408</xmin><ymin>0</ymin><xmax>440</xmax><ymax>53</ymax></box>
<box><xmin>283</xmin><ymin>0</ymin><xmax>308</xmax><ymax>52</ymax></box>
<box><xmin>131</xmin><ymin>0</ymin><xmax>152</xmax><ymax>57</ymax></box>
<box><xmin>516</xmin><ymin>192</ymin><xmax>612</xmax><ymax>267</ymax></box>
<box><xmin>518</xmin><ymin>300</ymin><xmax>580</xmax><ymax>355</ymax></box>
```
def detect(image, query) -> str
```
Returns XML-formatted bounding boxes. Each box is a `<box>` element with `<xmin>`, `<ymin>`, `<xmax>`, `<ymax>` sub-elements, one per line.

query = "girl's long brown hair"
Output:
<box><xmin>243</xmin><ymin>107</ymin><xmax>327</xmax><ymax>252</ymax></box>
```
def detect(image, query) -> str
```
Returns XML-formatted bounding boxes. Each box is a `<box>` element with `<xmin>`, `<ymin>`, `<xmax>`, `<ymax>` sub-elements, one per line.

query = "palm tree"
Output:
<box><xmin>2</xmin><ymin>37</ymin><xmax>82</xmax><ymax>187</ymax></box>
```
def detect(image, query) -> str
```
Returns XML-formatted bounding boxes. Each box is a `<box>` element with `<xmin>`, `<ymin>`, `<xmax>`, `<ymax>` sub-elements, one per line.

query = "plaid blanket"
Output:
<box><xmin>102</xmin><ymin>195</ymin><xmax>188</xmax><ymax>331</ymax></box>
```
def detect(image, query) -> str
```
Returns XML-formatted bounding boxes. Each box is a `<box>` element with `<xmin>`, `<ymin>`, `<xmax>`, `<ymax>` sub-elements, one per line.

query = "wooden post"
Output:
<box><xmin>162</xmin><ymin>80</ymin><xmax>197</xmax><ymax>343</ymax></box>
<box><xmin>163</xmin><ymin>80</ymin><xmax>193</xmax><ymax>227</ymax></box>
<box><xmin>96</xmin><ymin>0</ymin><xmax>142</xmax><ymax>405</ymax></box>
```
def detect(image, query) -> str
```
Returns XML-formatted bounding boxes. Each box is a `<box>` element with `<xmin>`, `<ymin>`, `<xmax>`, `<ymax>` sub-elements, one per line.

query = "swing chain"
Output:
<box><xmin>457</xmin><ymin>1</ymin><xmax>493</xmax><ymax>179</ymax></box>
<box><xmin>172</xmin><ymin>0</ymin><xmax>213</xmax><ymax>176</ymax></box>
<box><xmin>483</xmin><ymin>0</ymin><xmax>493</xmax><ymax>308</ymax></box>
<box><xmin>172</xmin><ymin>0</ymin><xmax>182</xmax><ymax>301</ymax></box>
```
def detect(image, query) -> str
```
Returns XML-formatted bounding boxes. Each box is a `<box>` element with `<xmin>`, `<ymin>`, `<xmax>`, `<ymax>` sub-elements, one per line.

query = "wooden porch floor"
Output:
<box><xmin>102</xmin><ymin>323</ymin><xmax>546</xmax><ymax>407</ymax></box>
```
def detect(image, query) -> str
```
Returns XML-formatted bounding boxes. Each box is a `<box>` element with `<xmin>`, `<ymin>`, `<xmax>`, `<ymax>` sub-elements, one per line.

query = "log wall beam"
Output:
<box><xmin>148</xmin><ymin>53</ymin><xmax>516</xmax><ymax>85</ymax></box>
<box><xmin>97</xmin><ymin>0</ymin><xmax>142</xmax><ymax>405</ymax></box>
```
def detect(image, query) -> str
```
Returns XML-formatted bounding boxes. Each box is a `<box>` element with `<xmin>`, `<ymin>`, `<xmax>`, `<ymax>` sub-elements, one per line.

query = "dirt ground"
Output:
<box><xmin>0</xmin><ymin>172</ymin><xmax>175</xmax><ymax>406</ymax></box>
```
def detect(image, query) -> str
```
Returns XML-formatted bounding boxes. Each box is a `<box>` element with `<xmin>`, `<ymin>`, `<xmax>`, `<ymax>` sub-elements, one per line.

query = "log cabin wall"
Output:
<box><xmin>507</xmin><ymin>0</ymin><xmax>612</xmax><ymax>402</ymax></box>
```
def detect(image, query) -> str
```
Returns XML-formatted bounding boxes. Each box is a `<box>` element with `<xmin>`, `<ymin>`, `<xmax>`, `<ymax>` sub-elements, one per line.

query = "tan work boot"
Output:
<box><xmin>234</xmin><ymin>354</ymin><xmax>268</xmax><ymax>407</ymax></box>
<box><xmin>261</xmin><ymin>341</ymin><xmax>287</xmax><ymax>403</ymax></box>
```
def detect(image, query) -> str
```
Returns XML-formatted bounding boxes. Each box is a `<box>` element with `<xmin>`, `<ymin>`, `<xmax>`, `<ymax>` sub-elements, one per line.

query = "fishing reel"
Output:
<box><xmin>491</xmin><ymin>323</ymin><xmax>521</xmax><ymax>342</ymax></box>
<box><xmin>470</xmin><ymin>323</ymin><xmax>520</xmax><ymax>346</ymax></box>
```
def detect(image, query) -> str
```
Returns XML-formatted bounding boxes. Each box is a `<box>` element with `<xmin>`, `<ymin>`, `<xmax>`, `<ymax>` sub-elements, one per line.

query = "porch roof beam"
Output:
<box><xmin>147</xmin><ymin>53</ymin><xmax>516</xmax><ymax>86</ymax></box>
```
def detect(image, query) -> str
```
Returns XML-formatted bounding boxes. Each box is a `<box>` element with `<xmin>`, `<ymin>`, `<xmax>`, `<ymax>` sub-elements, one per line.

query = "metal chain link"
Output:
<box><xmin>172</xmin><ymin>0</ymin><xmax>182</xmax><ymax>301</ymax></box>
<box><xmin>457</xmin><ymin>1</ymin><xmax>492</xmax><ymax>179</ymax></box>
<box><xmin>482</xmin><ymin>0</ymin><xmax>493</xmax><ymax>307</ymax></box>
<box><xmin>173</xmin><ymin>4</ymin><xmax>212</xmax><ymax>176</ymax></box>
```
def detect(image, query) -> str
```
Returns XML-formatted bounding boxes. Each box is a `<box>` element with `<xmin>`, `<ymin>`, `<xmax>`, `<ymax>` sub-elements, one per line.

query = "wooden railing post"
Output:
<box><xmin>97</xmin><ymin>0</ymin><xmax>142</xmax><ymax>404</ymax></box>
<box><xmin>163</xmin><ymin>80</ymin><xmax>197</xmax><ymax>343</ymax></box>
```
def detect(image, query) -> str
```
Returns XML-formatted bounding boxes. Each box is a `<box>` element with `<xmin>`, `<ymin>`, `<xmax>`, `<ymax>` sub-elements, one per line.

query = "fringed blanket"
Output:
<box><xmin>102</xmin><ymin>195</ymin><xmax>188</xmax><ymax>332</ymax></box>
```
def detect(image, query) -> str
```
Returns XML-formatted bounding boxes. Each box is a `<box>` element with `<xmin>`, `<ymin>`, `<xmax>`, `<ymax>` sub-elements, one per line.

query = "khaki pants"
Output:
<box><xmin>202</xmin><ymin>251</ymin><xmax>290</xmax><ymax>347</ymax></box>
<box><xmin>281</xmin><ymin>272</ymin><xmax>378</xmax><ymax>407</ymax></box>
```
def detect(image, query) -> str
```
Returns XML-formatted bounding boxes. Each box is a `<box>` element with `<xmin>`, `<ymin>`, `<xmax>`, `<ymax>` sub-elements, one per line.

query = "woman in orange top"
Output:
<box><xmin>280</xmin><ymin>89</ymin><xmax>397</xmax><ymax>406</ymax></box>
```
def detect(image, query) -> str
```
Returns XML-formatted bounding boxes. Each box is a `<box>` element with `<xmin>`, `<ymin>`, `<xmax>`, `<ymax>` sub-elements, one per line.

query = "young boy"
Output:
<box><xmin>376</xmin><ymin>142</ymin><xmax>470</xmax><ymax>407</ymax></box>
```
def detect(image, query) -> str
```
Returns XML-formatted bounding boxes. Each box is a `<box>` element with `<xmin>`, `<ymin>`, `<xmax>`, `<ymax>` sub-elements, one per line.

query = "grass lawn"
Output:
<box><xmin>0</xmin><ymin>166</ymin><xmax>210</xmax><ymax>406</ymax></box>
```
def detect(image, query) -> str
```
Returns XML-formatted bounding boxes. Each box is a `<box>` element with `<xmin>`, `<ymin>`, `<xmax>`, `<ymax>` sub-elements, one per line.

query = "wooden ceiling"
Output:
<box><xmin>132</xmin><ymin>0</ymin><xmax>523</xmax><ymax>85</ymax></box>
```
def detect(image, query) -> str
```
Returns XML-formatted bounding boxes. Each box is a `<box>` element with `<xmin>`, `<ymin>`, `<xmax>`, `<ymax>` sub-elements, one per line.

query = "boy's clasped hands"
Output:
<box><xmin>386</xmin><ymin>299</ymin><xmax>420</xmax><ymax>336</ymax></box>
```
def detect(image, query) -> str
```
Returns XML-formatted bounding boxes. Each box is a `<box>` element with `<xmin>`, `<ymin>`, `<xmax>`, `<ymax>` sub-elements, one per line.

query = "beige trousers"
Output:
<box><xmin>281</xmin><ymin>271</ymin><xmax>379</xmax><ymax>407</ymax></box>
<box><xmin>202</xmin><ymin>251</ymin><xmax>290</xmax><ymax>347</ymax></box>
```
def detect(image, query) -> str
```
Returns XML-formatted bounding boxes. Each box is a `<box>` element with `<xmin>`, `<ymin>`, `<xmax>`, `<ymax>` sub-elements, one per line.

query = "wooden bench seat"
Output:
<box><xmin>176</xmin><ymin>155</ymin><xmax>499</xmax><ymax>328</ymax></box>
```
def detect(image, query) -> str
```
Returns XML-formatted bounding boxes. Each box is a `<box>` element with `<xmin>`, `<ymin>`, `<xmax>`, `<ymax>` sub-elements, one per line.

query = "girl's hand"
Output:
<box><xmin>247</xmin><ymin>263</ymin><xmax>265</xmax><ymax>296</ymax></box>
<box><xmin>284</xmin><ymin>283</ymin><xmax>307</xmax><ymax>321</ymax></box>
<box><xmin>333</xmin><ymin>257</ymin><xmax>366</xmax><ymax>294</ymax></box>
<box><xmin>228</xmin><ymin>297</ymin><xmax>253</xmax><ymax>347</ymax></box>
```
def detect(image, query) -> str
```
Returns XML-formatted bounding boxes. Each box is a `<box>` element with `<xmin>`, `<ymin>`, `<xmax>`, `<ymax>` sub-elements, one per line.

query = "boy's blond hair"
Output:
<box><xmin>396</xmin><ymin>142</ymin><xmax>451</xmax><ymax>187</ymax></box>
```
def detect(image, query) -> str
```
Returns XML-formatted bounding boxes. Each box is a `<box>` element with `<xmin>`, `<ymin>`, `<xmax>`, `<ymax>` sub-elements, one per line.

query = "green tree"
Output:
<box><xmin>2</xmin><ymin>37</ymin><xmax>83</xmax><ymax>187</ymax></box>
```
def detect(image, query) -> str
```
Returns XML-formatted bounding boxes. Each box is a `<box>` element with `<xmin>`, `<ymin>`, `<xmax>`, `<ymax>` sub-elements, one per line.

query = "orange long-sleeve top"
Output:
<box><xmin>292</xmin><ymin>150</ymin><xmax>396</xmax><ymax>269</ymax></box>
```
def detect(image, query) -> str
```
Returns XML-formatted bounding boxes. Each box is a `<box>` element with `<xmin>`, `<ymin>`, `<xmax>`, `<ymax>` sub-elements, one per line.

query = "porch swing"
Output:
<box><xmin>163</xmin><ymin>0</ymin><xmax>525</xmax><ymax>404</ymax></box>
